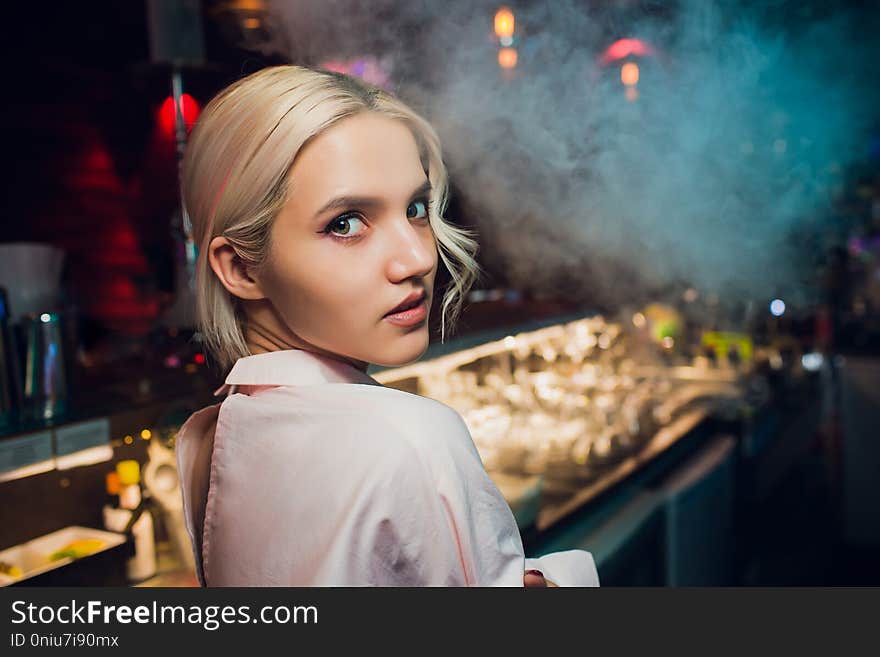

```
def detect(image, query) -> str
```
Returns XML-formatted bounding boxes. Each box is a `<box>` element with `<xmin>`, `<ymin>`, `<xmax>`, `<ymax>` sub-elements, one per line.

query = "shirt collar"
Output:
<box><xmin>213</xmin><ymin>349</ymin><xmax>381</xmax><ymax>396</ymax></box>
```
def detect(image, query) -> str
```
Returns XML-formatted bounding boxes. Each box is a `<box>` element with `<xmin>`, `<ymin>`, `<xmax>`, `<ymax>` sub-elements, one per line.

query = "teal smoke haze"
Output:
<box><xmin>265</xmin><ymin>0</ymin><xmax>879</xmax><ymax>306</ymax></box>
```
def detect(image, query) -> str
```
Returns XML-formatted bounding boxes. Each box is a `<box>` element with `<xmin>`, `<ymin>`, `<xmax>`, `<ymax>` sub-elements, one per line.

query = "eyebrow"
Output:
<box><xmin>313</xmin><ymin>180</ymin><xmax>432</xmax><ymax>220</ymax></box>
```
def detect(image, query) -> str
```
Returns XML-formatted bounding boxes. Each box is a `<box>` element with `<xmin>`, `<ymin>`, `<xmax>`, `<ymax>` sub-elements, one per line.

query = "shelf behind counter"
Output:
<box><xmin>0</xmin><ymin>359</ymin><xmax>221</xmax><ymax>553</ymax></box>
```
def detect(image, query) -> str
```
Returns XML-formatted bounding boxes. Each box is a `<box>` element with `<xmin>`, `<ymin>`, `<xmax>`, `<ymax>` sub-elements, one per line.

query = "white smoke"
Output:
<box><xmin>255</xmin><ymin>0</ymin><xmax>878</xmax><ymax>308</ymax></box>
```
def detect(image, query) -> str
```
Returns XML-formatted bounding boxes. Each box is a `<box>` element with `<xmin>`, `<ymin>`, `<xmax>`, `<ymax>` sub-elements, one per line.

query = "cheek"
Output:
<box><xmin>427</xmin><ymin>233</ymin><xmax>439</xmax><ymax>276</ymax></box>
<box><xmin>269</xmin><ymin>250</ymin><xmax>375</xmax><ymax>323</ymax></box>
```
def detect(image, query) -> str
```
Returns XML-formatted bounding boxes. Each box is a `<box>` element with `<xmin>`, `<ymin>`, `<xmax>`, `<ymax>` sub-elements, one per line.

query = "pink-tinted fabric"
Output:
<box><xmin>176</xmin><ymin>349</ymin><xmax>599</xmax><ymax>586</ymax></box>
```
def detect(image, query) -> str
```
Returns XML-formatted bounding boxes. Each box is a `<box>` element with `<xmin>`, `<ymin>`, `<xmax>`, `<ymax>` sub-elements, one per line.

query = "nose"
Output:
<box><xmin>384</xmin><ymin>217</ymin><xmax>436</xmax><ymax>284</ymax></box>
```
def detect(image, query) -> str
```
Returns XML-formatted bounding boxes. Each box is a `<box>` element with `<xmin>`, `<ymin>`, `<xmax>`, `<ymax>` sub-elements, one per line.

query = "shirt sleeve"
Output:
<box><xmin>360</xmin><ymin>436</ymin><xmax>525</xmax><ymax>586</ymax></box>
<box><xmin>176</xmin><ymin>403</ymin><xmax>222</xmax><ymax>587</ymax></box>
<box><xmin>364</xmin><ymin>405</ymin><xmax>599</xmax><ymax>587</ymax></box>
<box><xmin>524</xmin><ymin>552</ymin><xmax>600</xmax><ymax>587</ymax></box>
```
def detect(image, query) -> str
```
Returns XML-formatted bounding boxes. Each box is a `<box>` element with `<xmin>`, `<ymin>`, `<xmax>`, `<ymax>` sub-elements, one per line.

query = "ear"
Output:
<box><xmin>207</xmin><ymin>236</ymin><xmax>267</xmax><ymax>301</ymax></box>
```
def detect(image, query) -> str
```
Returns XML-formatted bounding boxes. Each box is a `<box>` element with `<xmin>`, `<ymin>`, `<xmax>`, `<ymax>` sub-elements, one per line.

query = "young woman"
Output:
<box><xmin>176</xmin><ymin>65</ymin><xmax>599</xmax><ymax>586</ymax></box>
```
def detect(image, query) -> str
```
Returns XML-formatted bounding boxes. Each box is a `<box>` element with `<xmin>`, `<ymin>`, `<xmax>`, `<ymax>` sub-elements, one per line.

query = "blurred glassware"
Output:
<box><xmin>21</xmin><ymin>311</ymin><xmax>69</xmax><ymax>421</ymax></box>
<box><xmin>381</xmin><ymin>313</ymin><xmax>742</xmax><ymax>487</ymax></box>
<box><xmin>142</xmin><ymin>438</ymin><xmax>195</xmax><ymax>575</ymax></box>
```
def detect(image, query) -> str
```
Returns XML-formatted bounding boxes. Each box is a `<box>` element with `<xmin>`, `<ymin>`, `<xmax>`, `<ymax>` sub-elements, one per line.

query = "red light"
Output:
<box><xmin>194</xmin><ymin>353</ymin><xmax>206</xmax><ymax>364</ymax></box>
<box><xmin>600</xmin><ymin>39</ymin><xmax>654</xmax><ymax>65</ymax></box>
<box><xmin>158</xmin><ymin>94</ymin><xmax>200</xmax><ymax>137</ymax></box>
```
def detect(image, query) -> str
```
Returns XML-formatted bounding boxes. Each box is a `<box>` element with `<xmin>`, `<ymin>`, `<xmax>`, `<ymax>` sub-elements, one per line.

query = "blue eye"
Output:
<box><xmin>407</xmin><ymin>199</ymin><xmax>430</xmax><ymax>220</ymax></box>
<box><xmin>323</xmin><ymin>214</ymin><xmax>367</xmax><ymax>238</ymax></box>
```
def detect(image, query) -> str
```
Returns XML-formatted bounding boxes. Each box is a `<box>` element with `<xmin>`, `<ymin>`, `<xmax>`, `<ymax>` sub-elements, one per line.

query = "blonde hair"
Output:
<box><xmin>182</xmin><ymin>65</ymin><xmax>482</xmax><ymax>371</ymax></box>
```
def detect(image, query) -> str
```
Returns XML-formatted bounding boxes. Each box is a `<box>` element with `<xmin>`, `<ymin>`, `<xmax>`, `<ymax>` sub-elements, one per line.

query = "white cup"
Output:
<box><xmin>0</xmin><ymin>243</ymin><xmax>65</xmax><ymax>323</ymax></box>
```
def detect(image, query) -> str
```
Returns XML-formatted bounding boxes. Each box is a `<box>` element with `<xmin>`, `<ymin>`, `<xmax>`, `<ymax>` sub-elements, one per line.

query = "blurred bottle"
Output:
<box><xmin>20</xmin><ymin>311</ymin><xmax>69</xmax><ymax>421</ymax></box>
<box><xmin>114</xmin><ymin>460</ymin><xmax>157</xmax><ymax>583</ymax></box>
<box><xmin>102</xmin><ymin>470</ymin><xmax>130</xmax><ymax>538</ymax></box>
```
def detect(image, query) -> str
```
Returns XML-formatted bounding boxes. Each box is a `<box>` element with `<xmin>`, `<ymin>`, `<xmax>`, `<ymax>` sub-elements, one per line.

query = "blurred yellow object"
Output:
<box><xmin>702</xmin><ymin>331</ymin><xmax>754</xmax><ymax>361</ymax></box>
<box><xmin>0</xmin><ymin>561</ymin><xmax>23</xmax><ymax>577</ymax></box>
<box><xmin>116</xmin><ymin>460</ymin><xmax>140</xmax><ymax>486</ymax></box>
<box><xmin>49</xmin><ymin>538</ymin><xmax>106</xmax><ymax>561</ymax></box>
<box><xmin>643</xmin><ymin>303</ymin><xmax>683</xmax><ymax>343</ymax></box>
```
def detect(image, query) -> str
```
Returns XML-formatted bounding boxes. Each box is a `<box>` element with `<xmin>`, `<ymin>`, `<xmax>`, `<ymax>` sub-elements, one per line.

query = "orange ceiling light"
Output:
<box><xmin>494</xmin><ymin>7</ymin><xmax>514</xmax><ymax>39</ymax></box>
<box><xmin>498</xmin><ymin>47</ymin><xmax>518</xmax><ymax>69</ymax></box>
<box><xmin>621</xmin><ymin>62</ymin><xmax>640</xmax><ymax>86</ymax></box>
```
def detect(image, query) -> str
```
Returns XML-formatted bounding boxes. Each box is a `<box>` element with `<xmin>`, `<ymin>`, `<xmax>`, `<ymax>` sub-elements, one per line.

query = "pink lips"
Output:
<box><xmin>384</xmin><ymin>291</ymin><xmax>428</xmax><ymax>327</ymax></box>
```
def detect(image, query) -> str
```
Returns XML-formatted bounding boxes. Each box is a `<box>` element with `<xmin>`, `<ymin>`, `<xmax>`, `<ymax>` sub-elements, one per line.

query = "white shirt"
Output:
<box><xmin>176</xmin><ymin>349</ymin><xmax>599</xmax><ymax>586</ymax></box>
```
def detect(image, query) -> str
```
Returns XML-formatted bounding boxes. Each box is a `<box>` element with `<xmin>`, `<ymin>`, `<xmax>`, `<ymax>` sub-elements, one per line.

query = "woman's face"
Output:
<box><xmin>259</xmin><ymin>112</ymin><xmax>438</xmax><ymax>368</ymax></box>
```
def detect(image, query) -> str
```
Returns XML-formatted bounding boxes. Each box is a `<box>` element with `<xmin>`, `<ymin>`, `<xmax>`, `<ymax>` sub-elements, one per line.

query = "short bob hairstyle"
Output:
<box><xmin>182</xmin><ymin>65</ymin><xmax>481</xmax><ymax>371</ymax></box>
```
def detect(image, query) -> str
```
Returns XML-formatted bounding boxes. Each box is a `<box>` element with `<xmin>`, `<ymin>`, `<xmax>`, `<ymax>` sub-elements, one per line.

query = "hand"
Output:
<box><xmin>523</xmin><ymin>569</ymin><xmax>558</xmax><ymax>587</ymax></box>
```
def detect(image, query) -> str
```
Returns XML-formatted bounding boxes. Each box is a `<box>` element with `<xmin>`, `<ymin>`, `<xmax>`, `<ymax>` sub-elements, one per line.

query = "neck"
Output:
<box><xmin>241</xmin><ymin>300</ymin><xmax>370</xmax><ymax>373</ymax></box>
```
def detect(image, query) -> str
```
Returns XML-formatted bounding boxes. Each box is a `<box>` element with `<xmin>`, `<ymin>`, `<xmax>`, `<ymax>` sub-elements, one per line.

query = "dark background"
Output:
<box><xmin>2</xmin><ymin>0</ymin><xmax>878</xmax><ymax>345</ymax></box>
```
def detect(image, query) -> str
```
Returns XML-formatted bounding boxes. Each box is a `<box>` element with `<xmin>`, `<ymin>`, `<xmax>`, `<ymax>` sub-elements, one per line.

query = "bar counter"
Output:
<box><xmin>2</xmin><ymin>311</ymin><xmax>820</xmax><ymax>586</ymax></box>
